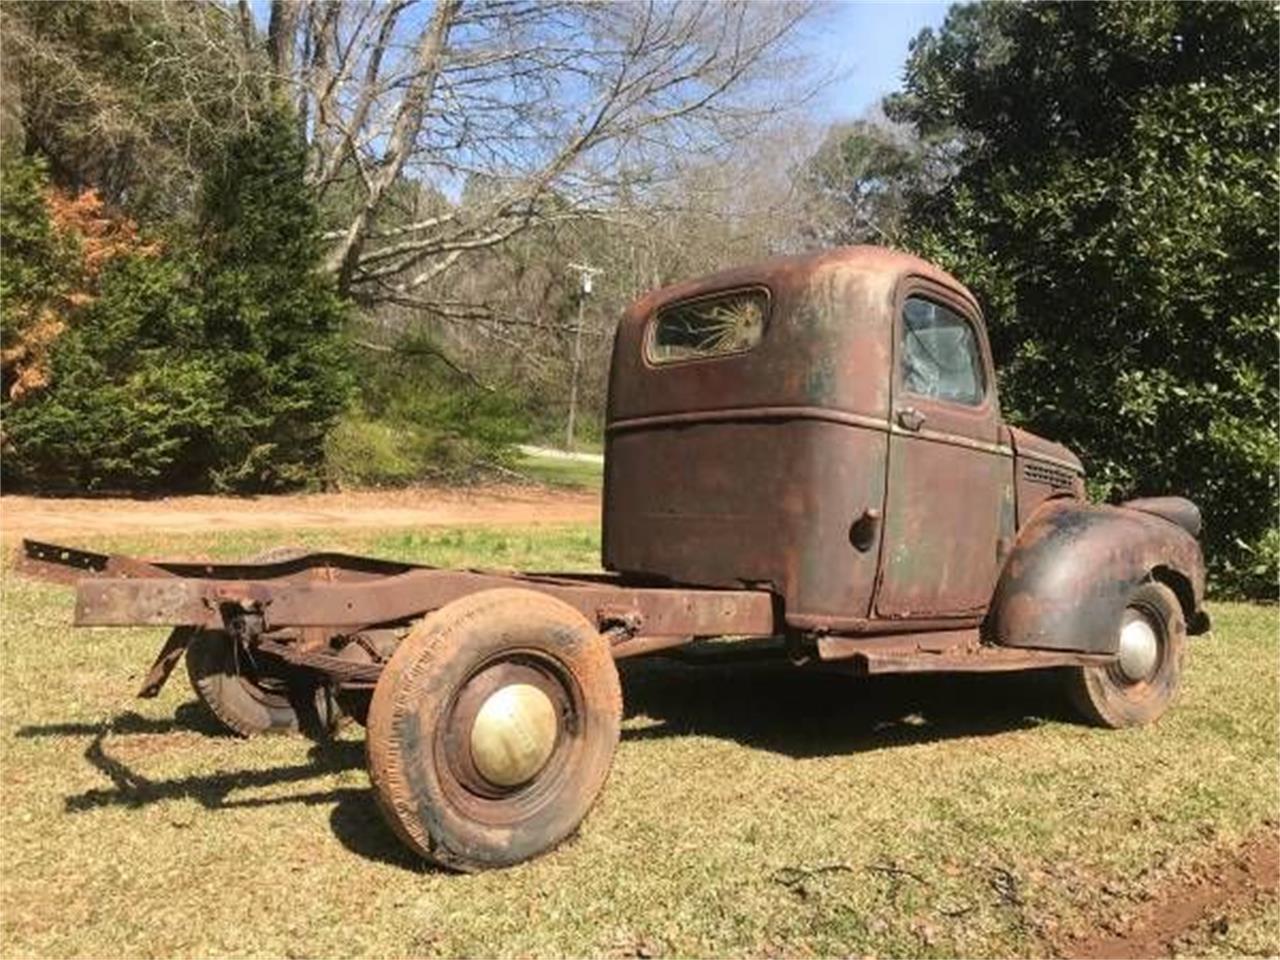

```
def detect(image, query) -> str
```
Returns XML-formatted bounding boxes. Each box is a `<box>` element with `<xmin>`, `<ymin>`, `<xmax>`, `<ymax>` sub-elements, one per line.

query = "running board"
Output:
<box><xmin>817</xmin><ymin>629</ymin><xmax>1112</xmax><ymax>675</ymax></box>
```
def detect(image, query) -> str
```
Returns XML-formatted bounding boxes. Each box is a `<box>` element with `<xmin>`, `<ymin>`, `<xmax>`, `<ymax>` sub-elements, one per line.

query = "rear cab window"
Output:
<box><xmin>646</xmin><ymin>288</ymin><xmax>769</xmax><ymax>365</ymax></box>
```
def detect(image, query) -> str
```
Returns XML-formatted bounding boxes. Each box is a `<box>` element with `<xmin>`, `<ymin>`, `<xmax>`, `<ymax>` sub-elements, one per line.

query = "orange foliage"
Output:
<box><xmin>44</xmin><ymin>187</ymin><xmax>161</xmax><ymax>279</ymax></box>
<box><xmin>2</xmin><ymin>309</ymin><xmax>65</xmax><ymax>400</ymax></box>
<box><xmin>3</xmin><ymin>189</ymin><xmax>160</xmax><ymax>402</ymax></box>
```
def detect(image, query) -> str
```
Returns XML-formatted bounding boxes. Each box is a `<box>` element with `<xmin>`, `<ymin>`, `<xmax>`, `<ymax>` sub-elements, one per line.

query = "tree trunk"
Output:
<box><xmin>323</xmin><ymin>0</ymin><xmax>461</xmax><ymax>292</ymax></box>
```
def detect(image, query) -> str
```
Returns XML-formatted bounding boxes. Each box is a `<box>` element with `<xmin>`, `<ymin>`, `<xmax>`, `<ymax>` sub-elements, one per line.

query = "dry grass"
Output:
<box><xmin>1</xmin><ymin>525</ymin><xmax>1276</xmax><ymax>958</ymax></box>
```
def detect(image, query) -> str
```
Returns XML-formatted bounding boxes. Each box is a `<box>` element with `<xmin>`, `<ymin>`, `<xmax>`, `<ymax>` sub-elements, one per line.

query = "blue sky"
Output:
<box><xmin>249</xmin><ymin>0</ymin><xmax>950</xmax><ymax>126</ymax></box>
<box><xmin>800</xmin><ymin>1</ymin><xmax>952</xmax><ymax>121</ymax></box>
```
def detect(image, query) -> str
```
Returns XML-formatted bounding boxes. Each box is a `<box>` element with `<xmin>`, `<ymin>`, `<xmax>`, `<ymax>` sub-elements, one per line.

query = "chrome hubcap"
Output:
<box><xmin>469</xmin><ymin>683</ymin><xmax>559</xmax><ymax>787</ymax></box>
<box><xmin>1117</xmin><ymin>609</ymin><xmax>1160</xmax><ymax>681</ymax></box>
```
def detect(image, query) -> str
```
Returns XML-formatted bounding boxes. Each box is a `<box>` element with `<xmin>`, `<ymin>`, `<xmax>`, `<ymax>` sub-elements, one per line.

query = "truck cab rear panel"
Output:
<box><xmin>605</xmin><ymin>246</ymin><xmax>1004</xmax><ymax>628</ymax></box>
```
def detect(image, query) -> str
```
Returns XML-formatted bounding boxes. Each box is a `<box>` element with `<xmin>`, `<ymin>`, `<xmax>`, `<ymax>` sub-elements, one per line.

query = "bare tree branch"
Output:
<box><xmin>323</xmin><ymin>0</ymin><xmax>461</xmax><ymax>287</ymax></box>
<box><xmin>253</xmin><ymin>0</ymin><xmax>818</xmax><ymax>308</ymax></box>
<box><xmin>352</xmin><ymin>337</ymin><xmax>493</xmax><ymax>392</ymax></box>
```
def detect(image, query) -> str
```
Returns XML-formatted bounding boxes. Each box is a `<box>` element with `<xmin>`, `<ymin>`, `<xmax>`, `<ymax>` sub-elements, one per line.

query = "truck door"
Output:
<box><xmin>874</xmin><ymin>284</ymin><xmax>1013</xmax><ymax>619</ymax></box>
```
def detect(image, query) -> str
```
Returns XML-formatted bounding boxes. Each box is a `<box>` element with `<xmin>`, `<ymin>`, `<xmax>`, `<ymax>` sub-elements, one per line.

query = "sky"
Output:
<box><xmin>800</xmin><ymin>1</ymin><xmax>952</xmax><ymax>121</ymax></box>
<box><xmin>248</xmin><ymin>0</ymin><xmax>951</xmax><ymax>127</ymax></box>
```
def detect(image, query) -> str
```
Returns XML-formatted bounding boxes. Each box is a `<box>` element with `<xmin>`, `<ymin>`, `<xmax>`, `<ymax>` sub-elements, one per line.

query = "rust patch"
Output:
<box><xmin>1065</xmin><ymin>827</ymin><xmax>1279</xmax><ymax>959</ymax></box>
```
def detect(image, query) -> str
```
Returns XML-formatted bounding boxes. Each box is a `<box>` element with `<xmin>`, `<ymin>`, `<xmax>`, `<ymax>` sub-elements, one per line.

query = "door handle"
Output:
<box><xmin>897</xmin><ymin>407</ymin><xmax>926</xmax><ymax>431</ymax></box>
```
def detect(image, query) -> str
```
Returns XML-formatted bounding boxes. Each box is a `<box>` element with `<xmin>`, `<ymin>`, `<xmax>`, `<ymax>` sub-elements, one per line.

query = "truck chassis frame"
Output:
<box><xmin>19</xmin><ymin>538</ymin><xmax>1110</xmax><ymax>698</ymax></box>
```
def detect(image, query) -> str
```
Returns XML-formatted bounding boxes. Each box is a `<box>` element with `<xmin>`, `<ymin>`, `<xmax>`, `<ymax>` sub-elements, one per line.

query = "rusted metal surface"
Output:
<box><xmin>607</xmin><ymin>246</ymin><xmax>976</xmax><ymax>425</ymax></box>
<box><xmin>1121</xmin><ymin>496</ymin><xmax>1202</xmax><ymax>537</ymax></box>
<box><xmin>603</xmin><ymin>245</ymin><xmax>1024</xmax><ymax>626</ymax></box>
<box><xmin>606</xmin><ymin>418</ymin><xmax>887</xmax><ymax>624</ymax></box>
<box><xmin>607</xmin><ymin>633</ymin><xmax>693</xmax><ymax>659</ymax></box>
<box><xmin>136</xmin><ymin>627</ymin><xmax>197</xmax><ymax>698</ymax></box>
<box><xmin>70</xmin><ymin>562</ymin><xmax>777</xmax><ymax>638</ymax></box>
<box><xmin>18</xmin><ymin>538</ymin><xmax>420</xmax><ymax>585</ymax></box>
<box><xmin>874</xmin><ymin>276</ymin><xmax>1012</xmax><ymax>618</ymax></box>
<box><xmin>1008</xmin><ymin>426</ymin><xmax>1087</xmax><ymax>526</ymax></box>
<box><xmin>256</xmin><ymin>637</ymin><xmax>384</xmax><ymax>683</ymax></box>
<box><xmin>817</xmin><ymin>628</ymin><xmax>1114</xmax><ymax>674</ymax></box>
<box><xmin>787</xmin><ymin>612</ymin><xmax>985</xmax><ymax>634</ymax></box>
<box><xmin>989</xmin><ymin>499</ymin><xmax>1209</xmax><ymax>654</ymax></box>
<box><xmin>605</xmin><ymin>247</ymin><xmax>982</xmax><ymax>627</ymax></box>
<box><xmin>875</xmin><ymin>431</ymin><xmax>1010</xmax><ymax>618</ymax></box>
<box><xmin>16</xmin><ymin>540</ymin><xmax>176</xmax><ymax>586</ymax></box>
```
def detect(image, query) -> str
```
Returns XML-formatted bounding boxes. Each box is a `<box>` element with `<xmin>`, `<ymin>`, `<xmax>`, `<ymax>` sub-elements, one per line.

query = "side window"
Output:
<box><xmin>900</xmin><ymin>296</ymin><xmax>985</xmax><ymax>406</ymax></box>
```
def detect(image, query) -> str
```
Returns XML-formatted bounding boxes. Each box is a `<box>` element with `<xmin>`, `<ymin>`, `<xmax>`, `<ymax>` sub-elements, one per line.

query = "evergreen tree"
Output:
<box><xmin>2</xmin><ymin>110</ymin><xmax>351</xmax><ymax>492</ymax></box>
<box><xmin>197</xmin><ymin>109</ymin><xmax>352</xmax><ymax>490</ymax></box>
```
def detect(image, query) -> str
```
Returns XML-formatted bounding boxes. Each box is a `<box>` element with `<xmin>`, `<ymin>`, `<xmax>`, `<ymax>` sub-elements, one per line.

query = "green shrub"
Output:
<box><xmin>2</xmin><ymin>252</ymin><xmax>223</xmax><ymax>491</ymax></box>
<box><xmin>324</xmin><ymin>335</ymin><xmax>531</xmax><ymax>487</ymax></box>
<box><xmin>323</xmin><ymin>411</ymin><xmax>427</xmax><ymax>488</ymax></box>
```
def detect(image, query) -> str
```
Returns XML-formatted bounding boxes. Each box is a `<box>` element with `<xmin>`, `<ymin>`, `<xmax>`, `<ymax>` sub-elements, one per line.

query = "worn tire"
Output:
<box><xmin>366</xmin><ymin>588</ymin><xmax>622</xmax><ymax>872</ymax></box>
<box><xmin>185</xmin><ymin>545</ymin><xmax>337</xmax><ymax>738</ymax></box>
<box><xmin>186</xmin><ymin>630</ymin><xmax>338</xmax><ymax>737</ymax></box>
<box><xmin>1063</xmin><ymin>581</ymin><xmax>1186</xmax><ymax>728</ymax></box>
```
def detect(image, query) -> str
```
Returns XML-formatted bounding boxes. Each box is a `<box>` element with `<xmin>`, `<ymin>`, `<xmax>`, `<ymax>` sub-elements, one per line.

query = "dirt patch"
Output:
<box><xmin>1067</xmin><ymin>827</ymin><xmax>1280</xmax><ymax>959</ymax></box>
<box><xmin>0</xmin><ymin>485</ymin><xmax>600</xmax><ymax>538</ymax></box>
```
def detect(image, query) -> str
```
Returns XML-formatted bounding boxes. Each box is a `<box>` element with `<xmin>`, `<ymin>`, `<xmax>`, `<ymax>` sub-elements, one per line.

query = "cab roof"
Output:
<box><xmin>624</xmin><ymin>245</ymin><xmax>980</xmax><ymax>322</ymax></box>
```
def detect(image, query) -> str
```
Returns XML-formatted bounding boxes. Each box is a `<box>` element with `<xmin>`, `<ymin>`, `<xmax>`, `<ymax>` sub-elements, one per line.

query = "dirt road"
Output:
<box><xmin>0</xmin><ymin>485</ymin><xmax>600</xmax><ymax>538</ymax></box>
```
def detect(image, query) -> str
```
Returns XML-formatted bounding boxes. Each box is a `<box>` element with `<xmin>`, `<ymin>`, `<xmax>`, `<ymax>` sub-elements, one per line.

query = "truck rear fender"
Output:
<box><xmin>988</xmin><ymin>498</ymin><xmax>1208</xmax><ymax>654</ymax></box>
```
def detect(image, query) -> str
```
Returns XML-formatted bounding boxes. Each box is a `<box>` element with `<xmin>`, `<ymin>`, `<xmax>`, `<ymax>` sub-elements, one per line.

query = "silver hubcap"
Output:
<box><xmin>1117</xmin><ymin>609</ymin><xmax>1160</xmax><ymax>682</ymax></box>
<box><xmin>470</xmin><ymin>683</ymin><xmax>559</xmax><ymax>787</ymax></box>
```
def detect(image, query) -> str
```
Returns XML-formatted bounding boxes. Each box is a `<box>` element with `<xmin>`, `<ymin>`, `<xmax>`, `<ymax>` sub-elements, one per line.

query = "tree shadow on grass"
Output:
<box><xmin>64</xmin><ymin>731</ymin><xmax>366</xmax><ymax>813</ymax></box>
<box><xmin>34</xmin><ymin>661</ymin><xmax>1081</xmax><ymax>871</ymax></box>
<box><xmin>618</xmin><ymin>656</ymin><xmax>1078</xmax><ymax>759</ymax></box>
<box><xmin>48</xmin><ymin>714</ymin><xmax>430</xmax><ymax>870</ymax></box>
<box><xmin>16</xmin><ymin>702</ymin><xmax>239</xmax><ymax>740</ymax></box>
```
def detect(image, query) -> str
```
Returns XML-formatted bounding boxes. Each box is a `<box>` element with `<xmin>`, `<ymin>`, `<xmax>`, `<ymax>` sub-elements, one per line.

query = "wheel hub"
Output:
<box><xmin>469</xmin><ymin>683</ymin><xmax>559</xmax><ymax>787</ymax></box>
<box><xmin>1117</xmin><ymin>609</ymin><xmax>1160</xmax><ymax>681</ymax></box>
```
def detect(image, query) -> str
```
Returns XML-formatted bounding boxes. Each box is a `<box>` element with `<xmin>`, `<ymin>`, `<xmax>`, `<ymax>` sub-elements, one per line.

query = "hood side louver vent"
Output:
<box><xmin>1023</xmin><ymin>460</ymin><xmax>1075</xmax><ymax>491</ymax></box>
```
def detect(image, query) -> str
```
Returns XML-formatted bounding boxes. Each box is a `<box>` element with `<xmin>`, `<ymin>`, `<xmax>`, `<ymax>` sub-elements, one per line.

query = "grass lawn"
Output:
<box><xmin>513</xmin><ymin>451</ymin><xmax>603</xmax><ymax>491</ymax></box>
<box><xmin>1</xmin><ymin>524</ymin><xmax>1276</xmax><ymax>958</ymax></box>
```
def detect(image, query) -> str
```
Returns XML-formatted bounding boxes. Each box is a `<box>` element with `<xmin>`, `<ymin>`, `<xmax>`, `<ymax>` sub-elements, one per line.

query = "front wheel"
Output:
<box><xmin>366</xmin><ymin>588</ymin><xmax>622</xmax><ymax>872</ymax></box>
<box><xmin>1063</xmin><ymin>581</ymin><xmax>1186</xmax><ymax>728</ymax></box>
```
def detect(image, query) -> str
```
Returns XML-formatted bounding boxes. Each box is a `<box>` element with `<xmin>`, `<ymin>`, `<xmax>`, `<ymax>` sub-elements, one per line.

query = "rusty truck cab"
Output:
<box><xmin>604</xmin><ymin>245</ymin><xmax>1083</xmax><ymax>633</ymax></box>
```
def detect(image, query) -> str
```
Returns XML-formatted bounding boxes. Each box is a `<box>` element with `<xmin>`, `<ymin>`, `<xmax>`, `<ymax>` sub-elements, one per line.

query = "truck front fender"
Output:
<box><xmin>989</xmin><ymin>499</ymin><xmax>1207</xmax><ymax>654</ymax></box>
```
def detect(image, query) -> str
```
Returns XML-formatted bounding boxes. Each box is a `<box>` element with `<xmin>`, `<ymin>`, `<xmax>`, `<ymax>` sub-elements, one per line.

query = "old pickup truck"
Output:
<box><xmin>20</xmin><ymin>246</ymin><xmax>1208</xmax><ymax>872</ymax></box>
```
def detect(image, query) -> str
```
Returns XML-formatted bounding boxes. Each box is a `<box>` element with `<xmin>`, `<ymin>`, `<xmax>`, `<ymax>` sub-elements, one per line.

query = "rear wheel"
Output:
<box><xmin>1064</xmin><ymin>581</ymin><xmax>1185</xmax><ymax>728</ymax></box>
<box><xmin>186</xmin><ymin>631</ymin><xmax>338</xmax><ymax>737</ymax></box>
<box><xmin>366</xmin><ymin>588</ymin><xmax>621</xmax><ymax>872</ymax></box>
<box><xmin>185</xmin><ymin>544</ymin><xmax>337</xmax><ymax>738</ymax></box>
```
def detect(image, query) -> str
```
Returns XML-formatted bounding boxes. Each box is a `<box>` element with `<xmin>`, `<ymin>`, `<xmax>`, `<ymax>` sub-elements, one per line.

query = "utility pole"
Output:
<box><xmin>565</xmin><ymin>262</ymin><xmax>602</xmax><ymax>453</ymax></box>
